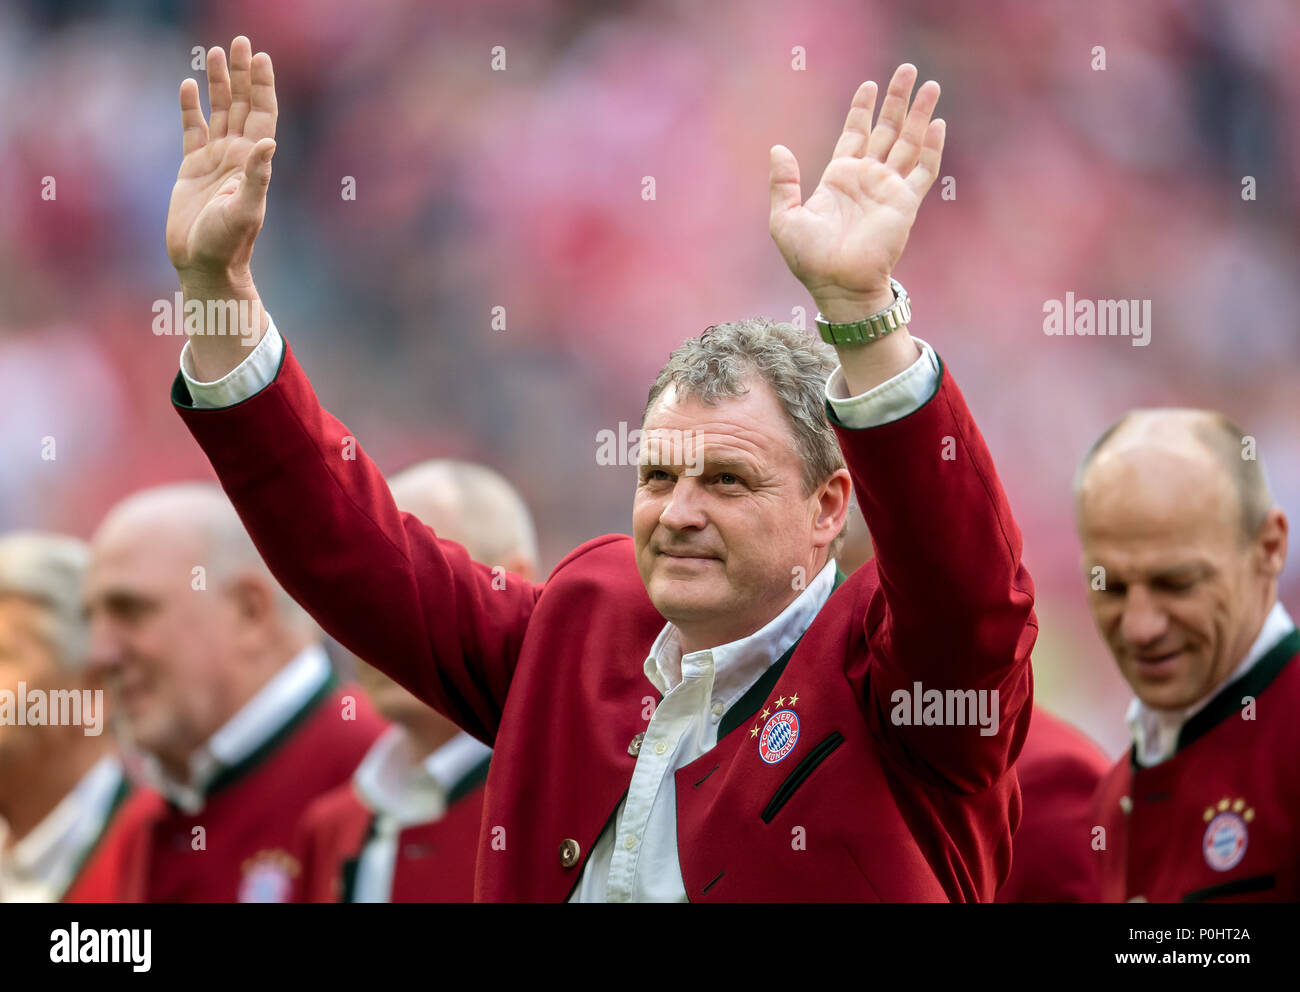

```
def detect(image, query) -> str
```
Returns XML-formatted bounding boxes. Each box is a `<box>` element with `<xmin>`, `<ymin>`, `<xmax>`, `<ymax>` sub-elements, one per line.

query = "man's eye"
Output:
<box><xmin>644</xmin><ymin>469</ymin><xmax>672</xmax><ymax>482</ymax></box>
<box><xmin>716</xmin><ymin>473</ymin><xmax>741</xmax><ymax>486</ymax></box>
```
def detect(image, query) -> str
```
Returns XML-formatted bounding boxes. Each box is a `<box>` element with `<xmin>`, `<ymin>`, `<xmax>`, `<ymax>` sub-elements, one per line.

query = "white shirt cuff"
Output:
<box><xmin>824</xmin><ymin>337</ymin><xmax>941</xmax><ymax>429</ymax></box>
<box><xmin>180</xmin><ymin>317</ymin><xmax>286</xmax><ymax>409</ymax></box>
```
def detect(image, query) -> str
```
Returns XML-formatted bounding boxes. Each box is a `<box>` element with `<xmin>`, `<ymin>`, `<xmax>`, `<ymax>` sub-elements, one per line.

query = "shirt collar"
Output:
<box><xmin>643</xmin><ymin>558</ymin><xmax>839</xmax><ymax>714</ymax></box>
<box><xmin>141</xmin><ymin>643</ymin><xmax>333</xmax><ymax>813</ymax></box>
<box><xmin>1127</xmin><ymin>601</ymin><xmax>1295</xmax><ymax>767</ymax></box>
<box><xmin>0</xmin><ymin>754</ymin><xmax>124</xmax><ymax>902</ymax></box>
<box><xmin>353</xmin><ymin>726</ymin><xmax>492</xmax><ymax>825</ymax></box>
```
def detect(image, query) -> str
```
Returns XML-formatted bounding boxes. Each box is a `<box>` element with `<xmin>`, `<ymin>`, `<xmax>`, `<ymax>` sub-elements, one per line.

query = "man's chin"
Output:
<box><xmin>647</xmin><ymin>576</ymin><xmax>729</xmax><ymax>624</ymax></box>
<box><xmin>1130</xmin><ymin>676</ymin><xmax>1203</xmax><ymax>712</ymax></box>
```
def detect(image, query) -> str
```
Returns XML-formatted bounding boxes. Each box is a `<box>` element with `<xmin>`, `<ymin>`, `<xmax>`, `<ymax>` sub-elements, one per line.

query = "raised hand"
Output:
<box><xmin>769</xmin><ymin>64</ymin><xmax>944</xmax><ymax>323</ymax></box>
<box><xmin>166</xmin><ymin>36</ymin><xmax>277</xmax><ymax>380</ymax></box>
<box><xmin>166</xmin><ymin>36</ymin><xmax>277</xmax><ymax>286</ymax></box>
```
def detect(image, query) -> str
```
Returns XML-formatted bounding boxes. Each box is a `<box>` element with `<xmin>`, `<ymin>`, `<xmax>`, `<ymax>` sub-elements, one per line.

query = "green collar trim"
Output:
<box><xmin>61</xmin><ymin>771</ymin><xmax>132</xmax><ymax>900</ymax></box>
<box><xmin>340</xmin><ymin>814</ymin><xmax>380</xmax><ymax>903</ymax></box>
<box><xmin>716</xmin><ymin>566</ymin><xmax>847</xmax><ymax>741</ymax></box>
<box><xmin>202</xmin><ymin>669</ymin><xmax>339</xmax><ymax>799</ymax></box>
<box><xmin>446</xmin><ymin>752</ymin><xmax>492</xmax><ymax>805</ymax></box>
<box><xmin>1177</xmin><ymin>626</ymin><xmax>1300</xmax><ymax>753</ymax></box>
<box><xmin>1130</xmin><ymin>626</ymin><xmax>1300</xmax><ymax>769</ymax></box>
<box><xmin>339</xmin><ymin>751</ymin><xmax>492</xmax><ymax>902</ymax></box>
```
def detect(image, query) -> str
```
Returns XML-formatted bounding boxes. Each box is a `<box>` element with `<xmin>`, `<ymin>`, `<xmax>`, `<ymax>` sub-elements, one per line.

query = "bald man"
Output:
<box><xmin>1077</xmin><ymin>409</ymin><xmax>1295</xmax><ymax>902</ymax></box>
<box><xmin>0</xmin><ymin>533</ymin><xmax>131</xmax><ymax>902</ymax></box>
<box><xmin>78</xmin><ymin>483</ymin><xmax>385</xmax><ymax>901</ymax></box>
<box><xmin>294</xmin><ymin>459</ymin><xmax>537</xmax><ymax>901</ymax></box>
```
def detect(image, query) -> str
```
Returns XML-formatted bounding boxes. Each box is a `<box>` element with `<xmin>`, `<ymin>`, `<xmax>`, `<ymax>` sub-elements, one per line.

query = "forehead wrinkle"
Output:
<box><xmin>641</xmin><ymin>417</ymin><xmax>800</xmax><ymax>464</ymax></box>
<box><xmin>645</xmin><ymin>382</ymin><xmax>800</xmax><ymax>448</ymax></box>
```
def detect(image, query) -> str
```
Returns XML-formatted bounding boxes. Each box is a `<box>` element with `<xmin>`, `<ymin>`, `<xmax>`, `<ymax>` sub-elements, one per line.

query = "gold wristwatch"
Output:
<box><xmin>814</xmin><ymin>278</ymin><xmax>910</xmax><ymax>346</ymax></box>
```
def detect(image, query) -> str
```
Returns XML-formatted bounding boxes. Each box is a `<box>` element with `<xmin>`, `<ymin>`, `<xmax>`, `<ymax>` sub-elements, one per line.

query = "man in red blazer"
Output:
<box><xmin>1078</xmin><ymin>410</ymin><xmax>1297</xmax><ymax>902</ymax></box>
<box><xmin>163</xmin><ymin>39</ymin><xmax>1036</xmax><ymax>901</ymax></box>
<box><xmin>294</xmin><ymin>459</ymin><xmax>537</xmax><ymax>902</ymax></box>
<box><xmin>78</xmin><ymin>483</ymin><xmax>385</xmax><ymax>901</ymax></box>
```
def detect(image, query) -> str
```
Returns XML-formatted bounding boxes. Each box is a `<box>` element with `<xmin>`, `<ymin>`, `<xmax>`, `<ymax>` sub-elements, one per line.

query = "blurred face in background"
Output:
<box><xmin>85</xmin><ymin>519</ymin><xmax>248</xmax><ymax>763</ymax></box>
<box><xmin>1079</xmin><ymin>443</ymin><xmax>1287</xmax><ymax>712</ymax></box>
<box><xmin>354</xmin><ymin>660</ymin><xmax>426</xmax><ymax>725</ymax></box>
<box><xmin>0</xmin><ymin>597</ymin><xmax>93</xmax><ymax>761</ymax></box>
<box><xmin>634</xmin><ymin>378</ymin><xmax>848</xmax><ymax>653</ymax></box>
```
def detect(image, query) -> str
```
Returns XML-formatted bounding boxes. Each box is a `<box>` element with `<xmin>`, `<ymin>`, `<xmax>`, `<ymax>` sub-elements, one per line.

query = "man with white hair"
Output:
<box><xmin>77</xmin><ymin>483</ymin><xmax>386</xmax><ymax>901</ymax></box>
<box><xmin>295</xmin><ymin>458</ymin><xmax>538</xmax><ymax>901</ymax></box>
<box><xmin>0</xmin><ymin>532</ymin><xmax>128</xmax><ymax>902</ymax></box>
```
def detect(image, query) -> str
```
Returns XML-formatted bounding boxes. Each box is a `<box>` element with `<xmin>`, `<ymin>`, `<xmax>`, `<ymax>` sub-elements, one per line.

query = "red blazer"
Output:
<box><xmin>69</xmin><ymin>682</ymin><xmax>384</xmax><ymax>902</ymax></box>
<box><xmin>173</xmin><ymin>339</ymin><xmax>1036</xmax><ymax>901</ymax></box>
<box><xmin>1092</xmin><ymin>631</ymin><xmax>1300</xmax><ymax>902</ymax></box>
<box><xmin>995</xmin><ymin>707</ymin><xmax>1110</xmax><ymax>902</ymax></box>
<box><xmin>293</xmin><ymin>756</ymin><xmax>489</xmax><ymax>902</ymax></box>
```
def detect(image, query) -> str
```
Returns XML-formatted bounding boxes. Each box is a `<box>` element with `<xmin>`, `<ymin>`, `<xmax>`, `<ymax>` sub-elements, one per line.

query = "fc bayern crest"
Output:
<box><xmin>238</xmin><ymin>849</ymin><xmax>299</xmax><ymax>902</ymax></box>
<box><xmin>758</xmin><ymin>709</ymin><xmax>800</xmax><ymax>764</ymax></box>
<box><xmin>1202</xmin><ymin>812</ymin><xmax>1248</xmax><ymax>872</ymax></box>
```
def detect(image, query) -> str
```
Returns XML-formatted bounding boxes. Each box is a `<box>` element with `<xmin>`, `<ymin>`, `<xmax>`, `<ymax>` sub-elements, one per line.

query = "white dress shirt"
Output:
<box><xmin>350</xmin><ymin>727</ymin><xmax>491</xmax><ymax>902</ymax></box>
<box><xmin>1126</xmin><ymin>601</ymin><xmax>1295</xmax><ymax>767</ymax></box>
<box><xmin>0</xmin><ymin>755</ymin><xmax>125</xmax><ymax>902</ymax></box>
<box><xmin>570</xmin><ymin>558</ymin><xmax>839</xmax><ymax>901</ymax></box>
<box><xmin>134</xmin><ymin>643</ymin><xmax>334</xmax><ymax>814</ymax></box>
<box><xmin>178</xmin><ymin>315</ymin><xmax>944</xmax><ymax>900</ymax></box>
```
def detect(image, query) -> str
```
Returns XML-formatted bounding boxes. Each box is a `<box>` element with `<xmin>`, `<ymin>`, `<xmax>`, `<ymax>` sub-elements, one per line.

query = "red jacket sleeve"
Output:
<box><xmin>831</xmin><ymin>356</ymin><xmax>1037</xmax><ymax>794</ymax></box>
<box><xmin>172</xmin><ymin>338</ymin><xmax>541</xmax><ymax>743</ymax></box>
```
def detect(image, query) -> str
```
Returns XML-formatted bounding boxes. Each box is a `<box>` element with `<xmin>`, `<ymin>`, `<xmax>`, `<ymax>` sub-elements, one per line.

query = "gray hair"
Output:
<box><xmin>642</xmin><ymin>318</ymin><xmax>848</xmax><ymax>560</ymax></box>
<box><xmin>0</xmin><ymin>531</ymin><xmax>90</xmax><ymax>670</ymax></box>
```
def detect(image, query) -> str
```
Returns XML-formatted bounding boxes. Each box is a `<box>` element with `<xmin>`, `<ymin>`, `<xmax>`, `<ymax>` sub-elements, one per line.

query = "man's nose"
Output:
<box><xmin>658</xmin><ymin>477</ymin><xmax>708</xmax><ymax>531</ymax></box>
<box><xmin>1119</xmin><ymin>585</ymin><xmax>1169</xmax><ymax>648</ymax></box>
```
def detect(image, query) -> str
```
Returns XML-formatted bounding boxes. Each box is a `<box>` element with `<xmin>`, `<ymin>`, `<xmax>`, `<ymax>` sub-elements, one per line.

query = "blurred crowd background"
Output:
<box><xmin>1</xmin><ymin>0</ymin><xmax>1297</xmax><ymax>755</ymax></box>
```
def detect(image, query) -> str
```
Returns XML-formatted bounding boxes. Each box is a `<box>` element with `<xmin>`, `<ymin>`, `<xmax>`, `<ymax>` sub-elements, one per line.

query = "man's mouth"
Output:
<box><xmin>659</xmin><ymin>550</ymin><xmax>719</xmax><ymax>564</ymax></box>
<box><xmin>1132</xmin><ymin>648</ymin><xmax>1184</xmax><ymax>673</ymax></box>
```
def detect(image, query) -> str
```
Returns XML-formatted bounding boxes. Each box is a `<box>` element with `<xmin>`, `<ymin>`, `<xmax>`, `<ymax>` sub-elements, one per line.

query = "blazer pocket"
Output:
<box><xmin>761</xmin><ymin>731</ymin><xmax>844</xmax><ymax>824</ymax></box>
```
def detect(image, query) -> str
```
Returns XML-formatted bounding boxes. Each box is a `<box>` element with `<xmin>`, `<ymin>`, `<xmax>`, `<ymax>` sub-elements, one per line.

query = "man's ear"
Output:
<box><xmin>813</xmin><ymin>468</ymin><xmax>852</xmax><ymax>549</ymax></box>
<box><xmin>1255</xmin><ymin>507</ymin><xmax>1288</xmax><ymax>579</ymax></box>
<box><xmin>228</xmin><ymin>572</ymin><xmax>276</xmax><ymax>625</ymax></box>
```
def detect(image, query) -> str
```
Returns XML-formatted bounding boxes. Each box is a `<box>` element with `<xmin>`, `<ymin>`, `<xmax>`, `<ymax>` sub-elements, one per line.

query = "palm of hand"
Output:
<box><xmin>167</xmin><ymin>135</ymin><xmax>261</xmax><ymax>272</ymax></box>
<box><xmin>165</xmin><ymin>37</ymin><xmax>277</xmax><ymax>278</ymax></box>
<box><xmin>773</xmin><ymin>155</ymin><xmax>919</xmax><ymax>300</ymax></box>
<box><xmin>768</xmin><ymin>66</ymin><xmax>945</xmax><ymax>311</ymax></box>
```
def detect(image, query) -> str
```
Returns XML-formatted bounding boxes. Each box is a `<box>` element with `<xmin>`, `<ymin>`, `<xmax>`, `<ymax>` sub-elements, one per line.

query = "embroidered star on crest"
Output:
<box><xmin>774</xmin><ymin>696</ymin><xmax>785</xmax><ymax>707</ymax></box>
<box><xmin>788</xmin><ymin>691</ymin><xmax>799</xmax><ymax>706</ymax></box>
<box><xmin>750</xmin><ymin>725</ymin><xmax>759</xmax><ymax>738</ymax></box>
<box><xmin>761</xmin><ymin>707</ymin><xmax>771</xmax><ymax>719</ymax></box>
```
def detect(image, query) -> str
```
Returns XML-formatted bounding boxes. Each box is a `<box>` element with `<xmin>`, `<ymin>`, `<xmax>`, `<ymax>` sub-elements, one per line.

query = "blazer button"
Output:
<box><xmin>559</xmin><ymin>838</ymin><xmax>581</xmax><ymax>869</ymax></box>
<box><xmin>628</xmin><ymin>732</ymin><xmax>646</xmax><ymax>756</ymax></box>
